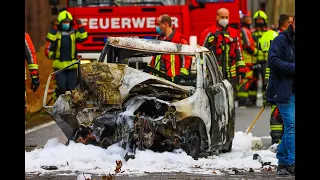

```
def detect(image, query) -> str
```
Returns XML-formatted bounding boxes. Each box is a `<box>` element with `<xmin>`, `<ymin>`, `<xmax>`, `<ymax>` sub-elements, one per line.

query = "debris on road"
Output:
<box><xmin>115</xmin><ymin>160</ymin><xmax>122</xmax><ymax>173</ymax></box>
<box><xmin>40</xmin><ymin>165</ymin><xmax>58</xmax><ymax>170</ymax></box>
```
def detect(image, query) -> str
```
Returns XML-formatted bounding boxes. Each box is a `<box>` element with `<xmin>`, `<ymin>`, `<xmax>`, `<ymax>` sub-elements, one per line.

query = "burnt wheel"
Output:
<box><xmin>188</xmin><ymin>132</ymin><xmax>200</xmax><ymax>159</ymax></box>
<box><xmin>221</xmin><ymin>141</ymin><xmax>233</xmax><ymax>153</ymax></box>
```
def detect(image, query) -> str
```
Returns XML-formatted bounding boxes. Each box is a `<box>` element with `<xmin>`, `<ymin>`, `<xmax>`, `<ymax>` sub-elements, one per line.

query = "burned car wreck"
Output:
<box><xmin>43</xmin><ymin>37</ymin><xmax>235</xmax><ymax>158</ymax></box>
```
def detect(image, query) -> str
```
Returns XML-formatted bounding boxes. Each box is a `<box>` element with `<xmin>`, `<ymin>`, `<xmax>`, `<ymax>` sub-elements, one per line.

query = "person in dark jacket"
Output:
<box><xmin>266</xmin><ymin>16</ymin><xmax>295</xmax><ymax>176</ymax></box>
<box><xmin>45</xmin><ymin>10</ymin><xmax>88</xmax><ymax>100</ymax></box>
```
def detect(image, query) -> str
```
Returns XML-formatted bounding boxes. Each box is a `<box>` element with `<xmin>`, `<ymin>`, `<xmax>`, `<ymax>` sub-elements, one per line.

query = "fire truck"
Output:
<box><xmin>49</xmin><ymin>0</ymin><xmax>248</xmax><ymax>61</ymax></box>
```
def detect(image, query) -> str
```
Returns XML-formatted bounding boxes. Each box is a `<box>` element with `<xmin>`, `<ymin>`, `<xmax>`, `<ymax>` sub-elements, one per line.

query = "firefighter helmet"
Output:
<box><xmin>253</xmin><ymin>10</ymin><xmax>268</xmax><ymax>23</ymax></box>
<box><xmin>57</xmin><ymin>10</ymin><xmax>73</xmax><ymax>23</ymax></box>
<box><xmin>259</xmin><ymin>30</ymin><xmax>278</xmax><ymax>52</ymax></box>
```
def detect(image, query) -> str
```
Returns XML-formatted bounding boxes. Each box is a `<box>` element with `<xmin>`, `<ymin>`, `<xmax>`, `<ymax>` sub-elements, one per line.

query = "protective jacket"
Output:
<box><xmin>199</xmin><ymin>24</ymin><xmax>246</xmax><ymax>79</ymax></box>
<box><xmin>240</xmin><ymin>25</ymin><xmax>258</xmax><ymax>67</ymax></box>
<box><xmin>25</xmin><ymin>32</ymin><xmax>39</xmax><ymax>80</ymax></box>
<box><xmin>149</xmin><ymin>29</ymin><xmax>191</xmax><ymax>78</ymax></box>
<box><xmin>45</xmin><ymin>19</ymin><xmax>88</xmax><ymax>70</ymax></box>
<box><xmin>25</xmin><ymin>32</ymin><xmax>39</xmax><ymax>112</ymax></box>
<box><xmin>266</xmin><ymin>30</ymin><xmax>295</xmax><ymax>103</ymax></box>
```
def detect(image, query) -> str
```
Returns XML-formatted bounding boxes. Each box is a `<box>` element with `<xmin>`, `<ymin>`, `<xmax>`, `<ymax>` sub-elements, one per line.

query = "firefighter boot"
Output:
<box><xmin>270</xmin><ymin>105</ymin><xmax>283</xmax><ymax>144</ymax></box>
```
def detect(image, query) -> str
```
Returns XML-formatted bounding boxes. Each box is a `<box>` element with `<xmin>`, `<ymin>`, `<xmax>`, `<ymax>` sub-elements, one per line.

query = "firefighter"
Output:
<box><xmin>237</xmin><ymin>13</ymin><xmax>259</xmax><ymax>107</ymax></box>
<box><xmin>148</xmin><ymin>14</ymin><xmax>191</xmax><ymax>79</ymax></box>
<box><xmin>199</xmin><ymin>8</ymin><xmax>246</xmax><ymax>96</ymax></box>
<box><xmin>25</xmin><ymin>32</ymin><xmax>40</xmax><ymax>124</ymax></box>
<box><xmin>45</xmin><ymin>10</ymin><xmax>88</xmax><ymax>100</ymax></box>
<box><xmin>250</xmin><ymin>10</ymin><xmax>270</xmax><ymax>106</ymax></box>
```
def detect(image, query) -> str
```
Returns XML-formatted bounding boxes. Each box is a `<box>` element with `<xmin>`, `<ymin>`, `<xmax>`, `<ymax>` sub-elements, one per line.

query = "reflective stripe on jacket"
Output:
<box><xmin>266</xmin><ymin>30</ymin><xmax>295</xmax><ymax>103</ymax></box>
<box><xmin>25</xmin><ymin>32</ymin><xmax>39</xmax><ymax>80</ymax></box>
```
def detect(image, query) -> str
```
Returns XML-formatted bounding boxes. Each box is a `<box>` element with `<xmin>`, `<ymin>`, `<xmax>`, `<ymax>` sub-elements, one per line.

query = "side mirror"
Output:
<box><xmin>49</xmin><ymin>0</ymin><xmax>60</xmax><ymax>6</ymax></box>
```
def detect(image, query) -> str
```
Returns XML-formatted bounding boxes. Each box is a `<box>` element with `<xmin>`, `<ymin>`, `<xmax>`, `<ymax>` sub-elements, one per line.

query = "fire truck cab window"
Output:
<box><xmin>68</xmin><ymin>0</ymin><xmax>186</xmax><ymax>7</ymax></box>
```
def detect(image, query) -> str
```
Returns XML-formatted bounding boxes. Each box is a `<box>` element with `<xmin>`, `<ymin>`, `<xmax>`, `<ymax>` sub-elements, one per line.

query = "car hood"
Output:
<box><xmin>80</xmin><ymin>62</ymin><xmax>195</xmax><ymax>105</ymax></box>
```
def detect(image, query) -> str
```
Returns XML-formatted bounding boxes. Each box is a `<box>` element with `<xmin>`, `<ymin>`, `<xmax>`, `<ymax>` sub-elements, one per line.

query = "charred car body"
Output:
<box><xmin>43</xmin><ymin>37</ymin><xmax>235</xmax><ymax>158</ymax></box>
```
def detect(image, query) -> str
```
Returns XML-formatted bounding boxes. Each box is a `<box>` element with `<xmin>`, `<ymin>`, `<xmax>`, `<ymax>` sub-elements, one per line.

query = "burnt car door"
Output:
<box><xmin>203</xmin><ymin>52</ymin><xmax>235</xmax><ymax>152</ymax></box>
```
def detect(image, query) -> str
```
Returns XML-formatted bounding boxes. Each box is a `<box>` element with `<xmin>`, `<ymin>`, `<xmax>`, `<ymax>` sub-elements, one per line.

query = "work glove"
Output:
<box><xmin>262</xmin><ymin>92</ymin><xmax>271</xmax><ymax>107</ymax></box>
<box><xmin>263</xmin><ymin>99</ymin><xmax>271</xmax><ymax>107</ymax></box>
<box><xmin>238</xmin><ymin>72</ymin><xmax>246</xmax><ymax>79</ymax></box>
<box><xmin>237</xmin><ymin>72</ymin><xmax>245</xmax><ymax>84</ymax></box>
<box><xmin>30</xmin><ymin>74</ymin><xmax>40</xmax><ymax>92</ymax></box>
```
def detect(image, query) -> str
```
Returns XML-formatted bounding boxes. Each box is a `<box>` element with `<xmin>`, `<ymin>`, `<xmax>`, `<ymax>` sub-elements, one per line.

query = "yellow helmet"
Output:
<box><xmin>259</xmin><ymin>30</ymin><xmax>278</xmax><ymax>52</ymax></box>
<box><xmin>253</xmin><ymin>10</ymin><xmax>268</xmax><ymax>23</ymax></box>
<box><xmin>57</xmin><ymin>10</ymin><xmax>73</xmax><ymax>23</ymax></box>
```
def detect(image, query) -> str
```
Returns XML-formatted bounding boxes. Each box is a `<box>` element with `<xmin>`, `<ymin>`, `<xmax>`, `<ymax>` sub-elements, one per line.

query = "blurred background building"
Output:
<box><xmin>248</xmin><ymin>0</ymin><xmax>295</xmax><ymax>28</ymax></box>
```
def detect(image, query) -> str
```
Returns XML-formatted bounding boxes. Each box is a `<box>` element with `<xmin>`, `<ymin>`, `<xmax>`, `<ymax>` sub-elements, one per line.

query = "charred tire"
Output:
<box><xmin>188</xmin><ymin>132</ymin><xmax>200</xmax><ymax>158</ymax></box>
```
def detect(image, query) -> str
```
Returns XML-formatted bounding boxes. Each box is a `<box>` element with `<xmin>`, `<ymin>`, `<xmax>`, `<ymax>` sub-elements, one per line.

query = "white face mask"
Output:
<box><xmin>219</xmin><ymin>19</ymin><xmax>229</xmax><ymax>27</ymax></box>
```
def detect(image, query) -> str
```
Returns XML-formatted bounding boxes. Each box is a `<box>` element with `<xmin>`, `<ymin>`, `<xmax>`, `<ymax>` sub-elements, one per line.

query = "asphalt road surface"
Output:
<box><xmin>25</xmin><ymin>95</ymin><xmax>295</xmax><ymax>179</ymax></box>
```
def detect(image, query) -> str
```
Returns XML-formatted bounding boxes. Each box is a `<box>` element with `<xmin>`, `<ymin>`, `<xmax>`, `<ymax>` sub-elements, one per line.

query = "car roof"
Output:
<box><xmin>106</xmin><ymin>36</ymin><xmax>210</xmax><ymax>56</ymax></box>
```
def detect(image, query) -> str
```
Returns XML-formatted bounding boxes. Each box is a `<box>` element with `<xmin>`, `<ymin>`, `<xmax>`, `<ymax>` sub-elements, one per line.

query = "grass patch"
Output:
<box><xmin>25</xmin><ymin>110</ymin><xmax>54</xmax><ymax>130</ymax></box>
<box><xmin>26</xmin><ymin>45</ymin><xmax>56</xmax><ymax>130</ymax></box>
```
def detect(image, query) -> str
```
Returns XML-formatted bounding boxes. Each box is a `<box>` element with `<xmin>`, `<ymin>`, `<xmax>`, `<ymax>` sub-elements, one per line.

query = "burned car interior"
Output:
<box><xmin>101</xmin><ymin>44</ymin><xmax>198</xmax><ymax>87</ymax></box>
<box><xmin>44</xmin><ymin>37</ymin><xmax>235</xmax><ymax>160</ymax></box>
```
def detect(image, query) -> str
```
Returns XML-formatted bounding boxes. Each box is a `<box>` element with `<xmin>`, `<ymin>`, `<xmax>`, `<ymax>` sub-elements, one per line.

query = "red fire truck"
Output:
<box><xmin>49</xmin><ymin>0</ymin><xmax>248</xmax><ymax>61</ymax></box>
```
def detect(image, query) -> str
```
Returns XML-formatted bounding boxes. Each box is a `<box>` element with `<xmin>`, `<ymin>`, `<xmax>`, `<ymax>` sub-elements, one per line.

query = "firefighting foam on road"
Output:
<box><xmin>25</xmin><ymin>131</ymin><xmax>277</xmax><ymax>175</ymax></box>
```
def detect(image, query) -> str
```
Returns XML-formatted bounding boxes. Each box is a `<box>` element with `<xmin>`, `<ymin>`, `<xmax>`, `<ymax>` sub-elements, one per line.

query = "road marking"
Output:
<box><xmin>25</xmin><ymin>121</ymin><xmax>56</xmax><ymax>134</ymax></box>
